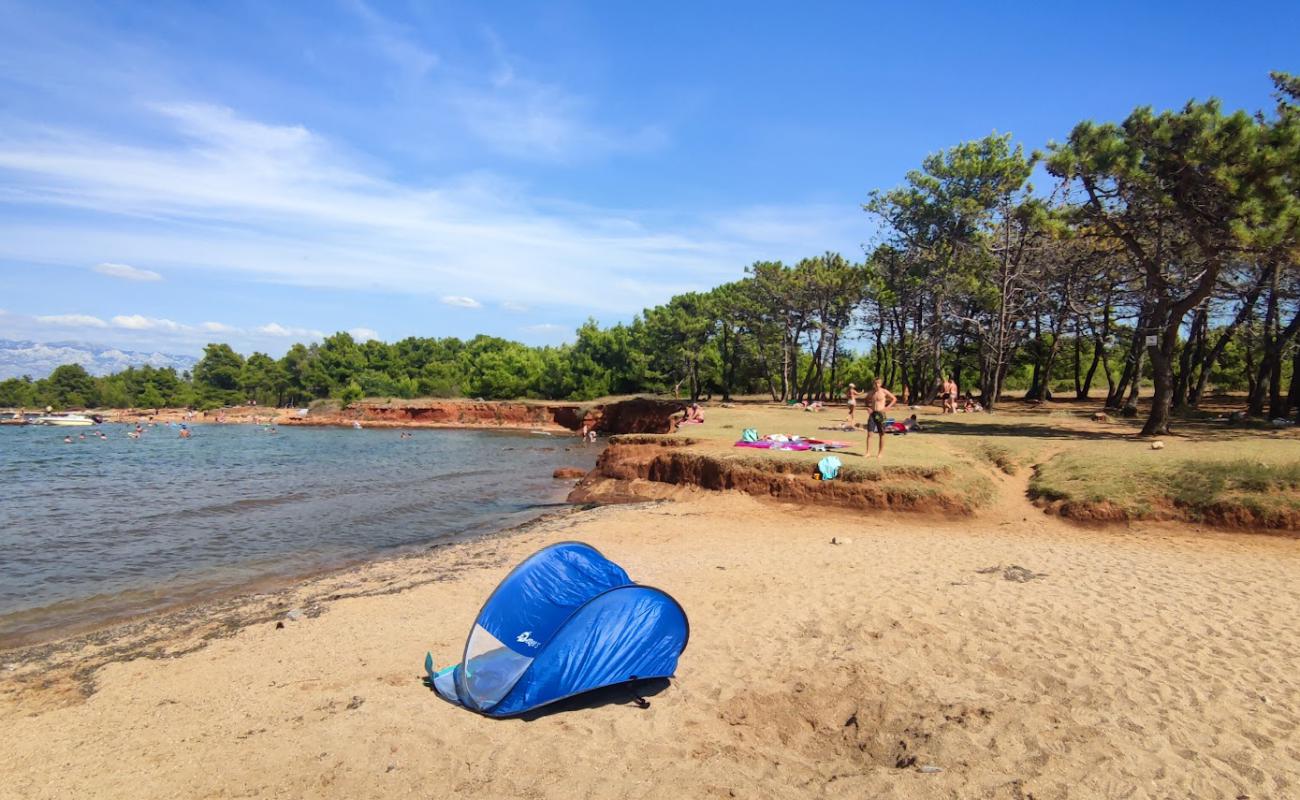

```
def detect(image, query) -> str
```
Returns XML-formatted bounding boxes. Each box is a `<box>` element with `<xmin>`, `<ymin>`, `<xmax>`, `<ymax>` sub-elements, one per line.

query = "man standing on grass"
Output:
<box><xmin>863</xmin><ymin>377</ymin><xmax>898</xmax><ymax>459</ymax></box>
<box><xmin>941</xmin><ymin>375</ymin><xmax>958</xmax><ymax>413</ymax></box>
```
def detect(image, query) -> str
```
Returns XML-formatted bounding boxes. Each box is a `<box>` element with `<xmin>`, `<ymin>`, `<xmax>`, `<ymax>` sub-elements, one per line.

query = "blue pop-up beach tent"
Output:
<box><xmin>424</xmin><ymin>541</ymin><xmax>689</xmax><ymax>717</ymax></box>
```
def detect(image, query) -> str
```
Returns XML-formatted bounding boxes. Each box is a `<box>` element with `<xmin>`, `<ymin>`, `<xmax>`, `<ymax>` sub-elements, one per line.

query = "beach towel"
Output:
<box><xmin>817</xmin><ymin>456</ymin><xmax>842</xmax><ymax>481</ymax></box>
<box><xmin>741</xmin><ymin>427</ymin><xmax>759</xmax><ymax>442</ymax></box>
<box><xmin>734</xmin><ymin>440</ymin><xmax>813</xmax><ymax>451</ymax></box>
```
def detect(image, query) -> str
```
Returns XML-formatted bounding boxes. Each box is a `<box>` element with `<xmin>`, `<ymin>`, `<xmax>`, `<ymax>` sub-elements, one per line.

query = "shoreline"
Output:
<box><xmin>0</xmin><ymin>502</ymin><xmax>593</xmax><ymax>701</ymax></box>
<box><xmin>0</xmin><ymin>491</ymin><xmax>587</xmax><ymax>655</ymax></box>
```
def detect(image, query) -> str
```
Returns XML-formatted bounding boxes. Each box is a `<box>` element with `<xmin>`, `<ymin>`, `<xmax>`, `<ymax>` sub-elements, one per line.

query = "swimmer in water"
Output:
<box><xmin>63</xmin><ymin>435</ymin><xmax>72</xmax><ymax>443</ymax></box>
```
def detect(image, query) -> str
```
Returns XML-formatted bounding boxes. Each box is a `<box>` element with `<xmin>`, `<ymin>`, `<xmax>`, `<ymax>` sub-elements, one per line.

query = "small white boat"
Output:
<box><xmin>35</xmin><ymin>413</ymin><xmax>97</xmax><ymax>426</ymax></box>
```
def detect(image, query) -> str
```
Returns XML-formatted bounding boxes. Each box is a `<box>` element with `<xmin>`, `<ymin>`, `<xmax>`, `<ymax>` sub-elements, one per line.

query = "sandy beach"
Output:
<box><xmin>2</xmin><ymin>473</ymin><xmax>1297</xmax><ymax>799</ymax></box>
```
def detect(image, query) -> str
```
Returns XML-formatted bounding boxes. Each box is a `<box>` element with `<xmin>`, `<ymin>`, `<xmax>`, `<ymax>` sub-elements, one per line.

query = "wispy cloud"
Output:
<box><xmin>10</xmin><ymin>311</ymin><xmax>347</xmax><ymax>354</ymax></box>
<box><xmin>345</xmin><ymin>0</ymin><xmax>439</xmax><ymax>77</ymax></box>
<box><xmin>448</xmin><ymin>30</ymin><xmax>666</xmax><ymax>162</ymax></box>
<box><xmin>0</xmin><ymin>102</ymin><xmax>863</xmax><ymax>316</ymax></box>
<box><xmin>447</xmin><ymin>82</ymin><xmax>666</xmax><ymax>162</ymax></box>
<box><xmin>93</xmin><ymin>262</ymin><xmax>162</xmax><ymax>282</ymax></box>
<box><xmin>440</xmin><ymin>296</ymin><xmax>482</xmax><ymax>309</ymax></box>
<box><xmin>37</xmin><ymin>313</ymin><xmax>108</xmax><ymax>328</ymax></box>
<box><xmin>500</xmin><ymin>301</ymin><xmax>528</xmax><ymax>312</ymax></box>
<box><xmin>523</xmin><ymin>323</ymin><xmax>566</xmax><ymax>333</ymax></box>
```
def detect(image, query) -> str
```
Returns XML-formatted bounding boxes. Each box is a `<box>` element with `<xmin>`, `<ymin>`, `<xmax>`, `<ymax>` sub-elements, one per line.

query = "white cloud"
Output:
<box><xmin>523</xmin><ymin>323</ymin><xmax>566</xmax><ymax>333</ymax></box>
<box><xmin>501</xmin><ymin>301</ymin><xmax>528</xmax><ymax>312</ymax></box>
<box><xmin>200</xmin><ymin>321</ymin><xmax>236</xmax><ymax>333</ymax></box>
<box><xmin>0</xmin><ymin>104</ymin><xmax>864</xmax><ymax>317</ymax></box>
<box><xmin>36</xmin><ymin>313</ymin><xmax>107</xmax><ymax>327</ymax></box>
<box><xmin>257</xmin><ymin>322</ymin><xmax>324</xmax><ymax>339</ymax></box>
<box><xmin>111</xmin><ymin>314</ymin><xmax>181</xmax><ymax>331</ymax></box>
<box><xmin>93</xmin><ymin>262</ymin><xmax>162</xmax><ymax>281</ymax></box>
<box><xmin>440</xmin><ymin>295</ymin><xmax>482</xmax><ymax>309</ymax></box>
<box><xmin>349</xmin><ymin>327</ymin><xmax>380</xmax><ymax>342</ymax></box>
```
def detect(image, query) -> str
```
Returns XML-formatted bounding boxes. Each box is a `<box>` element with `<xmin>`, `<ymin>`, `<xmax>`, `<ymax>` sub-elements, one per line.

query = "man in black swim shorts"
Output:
<box><xmin>862</xmin><ymin>378</ymin><xmax>898</xmax><ymax>459</ymax></box>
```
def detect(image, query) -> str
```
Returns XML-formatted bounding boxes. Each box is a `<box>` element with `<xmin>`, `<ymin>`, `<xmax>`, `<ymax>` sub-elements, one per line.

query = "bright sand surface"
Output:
<box><xmin>2</xmin><ymin>477</ymin><xmax>1299</xmax><ymax>799</ymax></box>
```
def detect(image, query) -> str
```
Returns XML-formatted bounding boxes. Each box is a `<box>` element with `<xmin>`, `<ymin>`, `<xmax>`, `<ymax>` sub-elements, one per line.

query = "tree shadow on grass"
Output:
<box><xmin>923</xmin><ymin>419</ymin><xmax>1137</xmax><ymax>442</ymax></box>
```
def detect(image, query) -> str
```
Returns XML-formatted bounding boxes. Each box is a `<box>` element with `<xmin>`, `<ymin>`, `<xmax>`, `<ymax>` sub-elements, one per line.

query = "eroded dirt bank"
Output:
<box><xmin>101</xmin><ymin>397</ymin><xmax>686</xmax><ymax>435</ymax></box>
<box><xmin>568</xmin><ymin>437</ymin><xmax>979</xmax><ymax>514</ymax></box>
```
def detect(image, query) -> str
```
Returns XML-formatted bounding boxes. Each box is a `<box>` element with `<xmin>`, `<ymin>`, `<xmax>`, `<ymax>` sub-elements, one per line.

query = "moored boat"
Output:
<box><xmin>34</xmin><ymin>413</ymin><xmax>98</xmax><ymax>426</ymax></box>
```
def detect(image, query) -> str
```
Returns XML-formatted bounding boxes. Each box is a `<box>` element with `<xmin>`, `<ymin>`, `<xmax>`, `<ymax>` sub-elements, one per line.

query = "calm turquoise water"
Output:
<box><xmin>0</xmin><ymin>423</ymin><xmax>598</xmax><ymax>646</ymax></box>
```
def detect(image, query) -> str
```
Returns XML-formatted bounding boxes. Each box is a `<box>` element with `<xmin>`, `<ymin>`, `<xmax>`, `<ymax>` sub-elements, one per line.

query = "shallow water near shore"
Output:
<box><xmin>0</xmin><ymin>423</ymin><xmax>598</xmax><ymax>647</ymax></box>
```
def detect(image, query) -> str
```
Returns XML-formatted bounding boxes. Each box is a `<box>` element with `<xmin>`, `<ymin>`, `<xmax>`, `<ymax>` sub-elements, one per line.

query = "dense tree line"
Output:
<box><xmin>3</xmin><ymin>73</ymin><xmax>1297</xmax><ymax>435</ymax></box>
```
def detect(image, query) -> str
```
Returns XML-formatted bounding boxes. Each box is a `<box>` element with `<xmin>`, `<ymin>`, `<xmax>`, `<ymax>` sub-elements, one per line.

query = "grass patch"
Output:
<box><xmin>608</xmin><ymin>434</ymin><xmax>699</xmax><ymax>447</ymax></box>
<box><xmin>1030</xmin><ymin>440</ymin><xmax>1300</xmax><ymax>528</ymax></box>
<box><xmin>958</xmin><ymin>440</ymin><xmax>1032</xmax><ymax>475</ymax></box>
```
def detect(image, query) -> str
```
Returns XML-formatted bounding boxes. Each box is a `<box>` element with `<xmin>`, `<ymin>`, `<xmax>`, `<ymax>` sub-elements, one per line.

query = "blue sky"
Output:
<box><xmin>0</xmin><ymin>0</ymin><xmax>1297</xmax><ymax>356</ymax></box>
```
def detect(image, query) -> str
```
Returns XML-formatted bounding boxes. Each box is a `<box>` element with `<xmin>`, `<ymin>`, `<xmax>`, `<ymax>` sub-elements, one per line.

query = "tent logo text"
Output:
<box><xmin>516</xmin><ymin>631</ymin><xmax>541</xmax><ymax>648</ymax></box>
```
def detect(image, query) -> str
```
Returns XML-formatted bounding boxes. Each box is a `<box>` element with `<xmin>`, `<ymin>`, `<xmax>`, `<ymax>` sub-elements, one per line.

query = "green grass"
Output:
<box><xmin>655</xmin><ymin>401</ymin><xmax>1300</xmax><ymax>529</ymax></box>
<box><xmin>1029</xmin><ymin>438</ymin><xmax>1300</xmax><ymax>527</ymax></box>
<box><xmin>633</xmin><ymin>403</ymin><xmax>1003</xmax><ymax>510</ymax></box>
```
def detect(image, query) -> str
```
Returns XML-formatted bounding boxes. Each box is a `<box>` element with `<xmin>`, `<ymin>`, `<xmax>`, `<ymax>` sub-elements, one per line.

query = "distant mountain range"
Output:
<box><xmin>0</xmin><ymin>339</ymin><xmax>199</xmax><ymax>380</ymax></box>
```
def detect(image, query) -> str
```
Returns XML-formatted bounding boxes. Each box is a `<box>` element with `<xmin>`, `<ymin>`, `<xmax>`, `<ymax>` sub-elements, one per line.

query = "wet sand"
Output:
<box><xmin>1</xmin><ymin>482</ymin><xmax>1298</xmax><ymax>799</ymax></box>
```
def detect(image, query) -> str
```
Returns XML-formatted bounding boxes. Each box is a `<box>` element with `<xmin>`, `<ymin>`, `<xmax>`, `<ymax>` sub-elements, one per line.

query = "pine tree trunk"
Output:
<box><xmin>1288</xmin><ymin>343</ymin><xmax>1300</xmax><ymax>416</ymax></box>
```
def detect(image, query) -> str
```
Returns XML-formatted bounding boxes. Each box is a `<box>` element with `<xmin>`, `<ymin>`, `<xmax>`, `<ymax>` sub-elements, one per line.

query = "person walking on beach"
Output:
<box><xmin>863</xmin><ymin>378</ymin><xmax>898</xmax><ymax>459</ymax></box>
<box><xmin>845</xmin><ymin>383</ymin><xmax>862</xmax><ymax>423</ymax></box>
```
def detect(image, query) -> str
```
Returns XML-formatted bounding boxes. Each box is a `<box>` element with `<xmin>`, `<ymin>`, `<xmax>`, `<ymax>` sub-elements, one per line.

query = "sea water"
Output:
<box><xmin>0</xmin><ymin>423</ymin><xmax>599</xmax><ymax>646</ymax></box>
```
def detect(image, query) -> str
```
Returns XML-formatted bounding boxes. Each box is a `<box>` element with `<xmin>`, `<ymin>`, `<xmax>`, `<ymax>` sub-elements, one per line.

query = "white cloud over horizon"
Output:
<box><xmin>5</xmin><ymin>310</ymin><xmax>362</xmax><ymax>355</ymax></box>
<box><xmin>36</xmin><ymin>313</ymin><xmax>108</xmax><ymax>328</ymax></box>
<box><xmin>111</xmin><ymin>314</ymin><xmax>181</xmax><ymax>331</ymax></box>
<box><xmin>93</xmin><ymin>262</ymin><xmax>162</xmax><ymax>282</ymax></box>
<box><xmin>256</xmin><ymin>322</ymin><xmax>325</xmax><ymax>339</ymax></box>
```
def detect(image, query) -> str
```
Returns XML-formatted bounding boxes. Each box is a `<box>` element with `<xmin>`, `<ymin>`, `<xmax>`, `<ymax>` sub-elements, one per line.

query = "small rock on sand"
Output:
<box><xmin>1151</xmin><ymin>441</ymin><xmax>1165</xmax><ymax>450</ymax></box>
<box><xmin>831</xmin><ymin>537</ymin><xmax>852</xmax><ymax>545</ymax></box>
<box><xmin>285</xmin><ymin>608</ymin><xmax>304</xmax><ymax>622</ymax></box>
<box><xmin>918</xmin><ymin>764</ymin><xmax>943</xmax><ymax>774</ymax></box>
